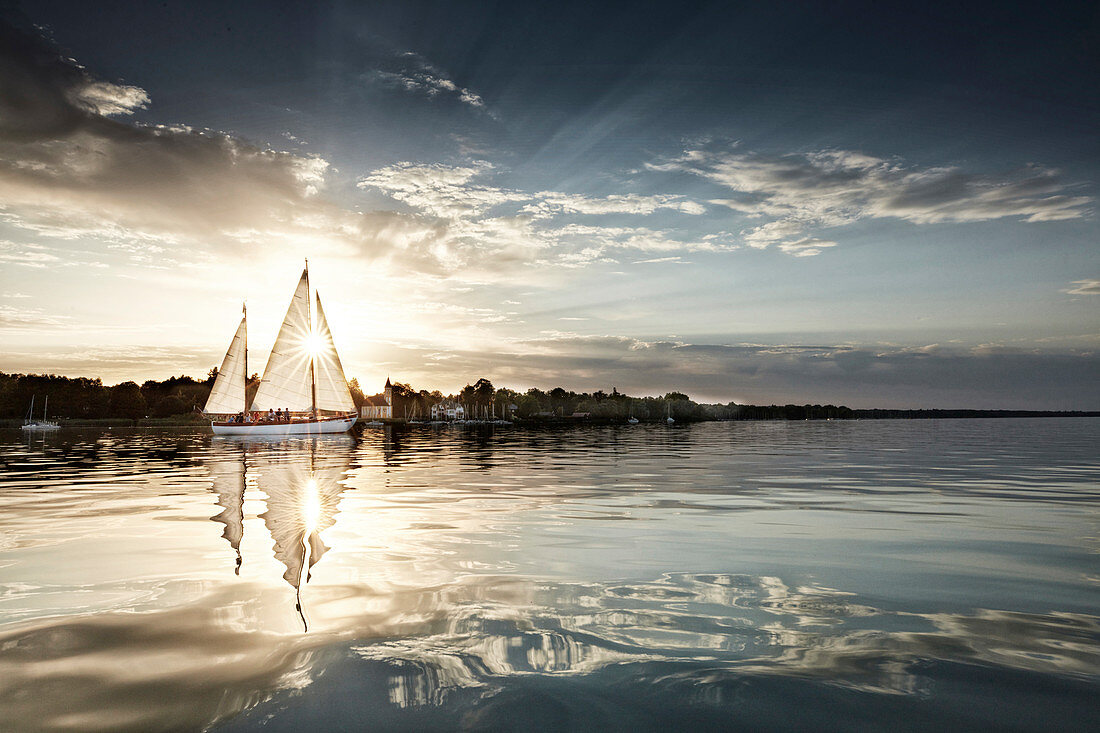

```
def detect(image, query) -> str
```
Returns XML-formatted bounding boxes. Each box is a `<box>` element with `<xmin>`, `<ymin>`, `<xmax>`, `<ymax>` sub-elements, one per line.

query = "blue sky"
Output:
<box><xmin>1</xmin><ymin>1</ymin><xmax>1097</xmax><ymax>407</ymax></box>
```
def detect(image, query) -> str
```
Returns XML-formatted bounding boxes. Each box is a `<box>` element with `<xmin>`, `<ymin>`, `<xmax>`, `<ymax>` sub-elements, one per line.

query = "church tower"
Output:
<box><xmin>384</xmin><ymin>377</ymin><xmax>392</xmax><ymax>407</ymax></box>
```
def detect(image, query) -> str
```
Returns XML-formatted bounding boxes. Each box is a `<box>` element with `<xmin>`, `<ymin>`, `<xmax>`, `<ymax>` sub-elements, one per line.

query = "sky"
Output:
<box><xmin>1</xmin><ymin>0</ymin><xmax>1097</xmax><ymax>408</ymax></box>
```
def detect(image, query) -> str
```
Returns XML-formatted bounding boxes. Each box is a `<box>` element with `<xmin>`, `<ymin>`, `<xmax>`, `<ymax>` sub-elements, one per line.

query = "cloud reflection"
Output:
<box><xmin>2</xmin><ymin>573</ymin><xmax>1095</xmax><ymax>730</ymax></box>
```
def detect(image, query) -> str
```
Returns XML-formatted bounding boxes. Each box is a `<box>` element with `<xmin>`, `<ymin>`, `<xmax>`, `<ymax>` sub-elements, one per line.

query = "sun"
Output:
<box><xmin>302</xmin><ymin>332</ymin><xmax>325</xmax><ymax>356</ymax></box>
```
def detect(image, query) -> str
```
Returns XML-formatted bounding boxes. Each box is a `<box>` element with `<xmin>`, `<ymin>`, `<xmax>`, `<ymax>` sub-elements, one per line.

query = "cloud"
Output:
<box><xmin>1</xmin><ymin>344</ymin><xmax>218</xmax><ymax>383</ymax></box>
<box><xmin>364</xmin><ymin>50</ymin><xmax>488</xmax><ymax>111</ymax></box>
<box><xmin>0</xmin><ymin>305</ymin><xmax>71</xmax><ymax>330</ymax></box>
<box><xmin>776</xmin><ymin>238</ymin><xmax>836</xmax><ymax>257</ymax></box>
<box><xmin>358</xmin><ymin>162</ymin><xmax>722</xmax><ymax>274</ymax></box>
<box><xmin>389</xmin><ymin>335</ymin><xmax>1100</xmax><ymax>409</ymax></box>
<box><xmin>521</xmin><ymin>192</ymin><xmax>706</xmax><ymax>218</ymax></box>
<box><xmin>634</xmin><ymin>256</ymin><xmax>685</xmax><ymax>264</ymax></box>
<box><xmin>652</xmin><ymin>145</ymin><xmax>1092</xmax><ymax>255</ymax></box>
<box><xmin>0</xmin><ymin>18</ymin><xmax>415</xmax><ymax>273</ymax></box>
<box><xmin>70</xmin><ymin>80</ymin><xmax>149</xmax><ymax>117</ymax></box>
<box><xmin>0</xmin><ymin>21</ymin><xmax>723</xmax><ymax>283</ymax></box>
<box><xmin>1065</xmin><ymin>279</ymin><xmax>1100</xmax><ymax>295</ymax></box>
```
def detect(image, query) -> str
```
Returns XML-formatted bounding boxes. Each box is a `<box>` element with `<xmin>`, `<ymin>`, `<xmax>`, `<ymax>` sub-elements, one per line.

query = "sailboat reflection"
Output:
<box><xmin>205</xmin><ymin>441</ymin><xmax>247</xmax><ymax>574</ymax></box>
<box><xmin>205</xmin><ymin>435</ymin><xmax>354</xmax><ymax>630</ymax></box>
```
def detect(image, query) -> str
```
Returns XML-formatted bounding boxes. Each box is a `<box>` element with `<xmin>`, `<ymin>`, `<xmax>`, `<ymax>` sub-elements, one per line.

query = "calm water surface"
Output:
<box><xmin>0</xmin><ymin>419</ymin><xmax>1097</xmax><ymax>731</ymax></box>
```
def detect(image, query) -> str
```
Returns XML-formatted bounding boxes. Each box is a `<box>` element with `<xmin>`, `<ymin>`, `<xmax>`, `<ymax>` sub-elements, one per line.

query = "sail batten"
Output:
<box><xmin>204</xmin><ymin>312</ymin><xmax>247</xmax><ymax>414</ymax></box>
<box><xmin>251</xmin><ymin>270</ymin><xmax>315</xmax><ymax>412</ymax></box>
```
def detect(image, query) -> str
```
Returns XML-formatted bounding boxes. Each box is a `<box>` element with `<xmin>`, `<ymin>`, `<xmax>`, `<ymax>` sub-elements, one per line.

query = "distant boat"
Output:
<box><xmin>666</xmin><ymin>402</ymin><xmax>675</xmax><ymax>424</ymax></box>
<box><xmin>204</xmin><ymin>261</ymin><xmax>357</xmax><ymax>435</ymax></box>
<box><xmin>627</xmin><ymin>399</ymin><xmax>639</xmax><ymax>424</ymax></box>
<box><xmin>22</xmin><ymin>395</ymin><xmax>59</xmax><ymax>432</ymax></box>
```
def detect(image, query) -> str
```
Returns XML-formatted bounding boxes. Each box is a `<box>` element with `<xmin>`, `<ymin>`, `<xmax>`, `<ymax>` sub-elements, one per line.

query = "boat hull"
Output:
<box><xmin>210</xmin><ymin>415</ymin><xmax>355</xmax><ymax>435</ymax></box>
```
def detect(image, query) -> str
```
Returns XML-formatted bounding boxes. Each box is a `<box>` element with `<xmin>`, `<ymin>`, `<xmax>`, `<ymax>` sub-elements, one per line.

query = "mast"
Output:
<box><xmin>242</xmin><ymin>302</ymin><xmax>248</xmax><ymax>414</ymax></box>
<box><xmin>306</xmin><ymin>259</ymin><xmax>317</xmax><ymax>417</ymax></box>
<box><xmin>43</xmin><ymin>395</ymin><xmax>47</xmax><ymax>420</ymax></box>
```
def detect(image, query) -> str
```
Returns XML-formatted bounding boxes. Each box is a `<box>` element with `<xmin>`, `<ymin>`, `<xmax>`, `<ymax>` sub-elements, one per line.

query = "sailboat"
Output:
<box><xmin>666</xmin><ymin>401</ymin><xmax>675</xmax><ymax>424</ymax></box>
<box><xmin>627</xmin><ymin>399</ymin><xmax>639</xmax><ymax>424</ymax></box>
<box><xmin>22</xmin><ymin>395</ymin><xmax>59</xmax><ymax>432</ymax></box>
<box><xmin>204</xmin><ymin>262</ymin><xmax>357</xmax><ymax>435</ymax></box>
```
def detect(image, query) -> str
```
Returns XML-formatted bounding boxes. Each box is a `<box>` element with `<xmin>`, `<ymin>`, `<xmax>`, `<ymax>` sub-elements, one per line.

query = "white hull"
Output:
<box><xmin>210</xmin><ymin>415</ymin><xmax>355</xmax><ymax>435</ymax></box>
<box><xmin>22</xmin><ymin>422</ymin><xmax>59</xmax><ymax>432</ymax></box>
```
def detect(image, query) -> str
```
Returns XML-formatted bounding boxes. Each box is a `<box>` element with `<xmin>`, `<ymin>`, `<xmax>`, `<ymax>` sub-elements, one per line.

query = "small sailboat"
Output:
<box><xmin>627</xmin><ymin>399</ymin><xmax>639</xmax><ymax>424</ymax></box>
<box><xmin>204</xmin><ymin>262</ymin><xmax>357</xmax><ymax>435</ymax></box>
<box><xmin>22</xmin><ymin>395</ymin><xmax>59</xmax><ymax>432</ymax></box>
<box><xmin>666</xmin><ymin>401</ymin><xmax>675</xmax><ymax>424</ymax></box>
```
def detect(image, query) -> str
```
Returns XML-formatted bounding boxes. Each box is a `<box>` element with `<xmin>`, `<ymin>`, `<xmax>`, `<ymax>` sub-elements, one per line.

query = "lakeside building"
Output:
<box><xmin>360</xmin><ymin>378</ymin><xmax>393</xmax><ymax>420</ymax></box>
<box><xmin>430</xmin><ymin>401</ymin><xmax>465</xmax><ymax>421</ymax></box>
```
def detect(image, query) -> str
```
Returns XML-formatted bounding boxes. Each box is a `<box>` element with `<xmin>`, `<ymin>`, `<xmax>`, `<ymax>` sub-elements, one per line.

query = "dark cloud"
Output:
<box><xmin>376</xmin><ymin>336</ymin><xmax>1100</xmax><ymax>410</ymax></box>
<box><xmin>0</xmin><ymin>16</ymin><xmax>376</xmax><ymax>264</ymax></box>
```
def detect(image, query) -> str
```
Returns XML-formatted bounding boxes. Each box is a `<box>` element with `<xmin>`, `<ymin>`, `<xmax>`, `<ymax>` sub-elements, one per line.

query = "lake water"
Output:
<box><xmin>1</xmin><ymin>419</ymin><xmax>1097</xmax><ymax>731</ymax></box>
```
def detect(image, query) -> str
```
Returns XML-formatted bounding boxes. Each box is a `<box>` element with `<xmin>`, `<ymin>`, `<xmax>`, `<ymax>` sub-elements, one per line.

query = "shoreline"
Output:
<box><xmin>5</xmin><ymin>410</ymin><xmax>1100</xmax><ymax>431</ymax></box>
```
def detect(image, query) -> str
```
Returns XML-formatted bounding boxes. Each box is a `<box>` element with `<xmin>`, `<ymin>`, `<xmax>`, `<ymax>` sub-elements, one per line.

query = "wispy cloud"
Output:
<box><xmin>358</xmin><ymin>161</ymin><xmax>723</xmax><ymax>275</ymax></box>
<box><xmin>364</xmin><ymin>50</ymin><xmax>488</xmax><ymax>111</ymax></box>
<box><xmin>1065</xmin><ymin>279</ymin><xmax>1100</xmax><ymax>295</ymax></box>
<box><xmin>649</xmin><ymin>144</ymin><xmax>1092</xmax><ymax>255</ymax></box>
<box><xmin>0</xmin><ymin>305</ymin><xmax>71</xmax><ymax>330</ymax></box>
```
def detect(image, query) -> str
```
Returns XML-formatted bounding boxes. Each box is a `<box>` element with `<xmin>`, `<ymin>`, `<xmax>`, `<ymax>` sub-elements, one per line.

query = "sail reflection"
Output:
<box><xmin>205</xmin><ymin>435</ymin><xmax>354</xmax><ymax>628</ymax></box>
<box><xmin>204</xmin><ymin>440</ymin><xmax>246</xmax><ymax>574</ymax></box>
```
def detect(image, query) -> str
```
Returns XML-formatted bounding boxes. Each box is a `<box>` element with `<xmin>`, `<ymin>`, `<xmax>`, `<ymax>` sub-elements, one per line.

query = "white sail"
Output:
<box><xmin>251</xmin><ymin>271</ymin><xmax>314</xmax><ymax>412</ymax></box>
<box><xmin>312</xmin><ymin>292</ymin><xmax>356</xmax><ymax>413</ymax></box>
<box><xmin>204</xmin><ymin>309</ymin><xmax>247</xmax><ymax>414</ymax></box>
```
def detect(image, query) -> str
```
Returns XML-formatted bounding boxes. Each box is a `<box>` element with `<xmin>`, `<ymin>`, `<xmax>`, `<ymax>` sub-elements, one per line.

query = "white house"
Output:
<box><xmin>360</xmin><ymin>378</ymin><xmax>393</xmax><ymax>420</ymax></box>
<box><xmin>430</xmin><ymin>401</ymin><xmax>465</xmax><ymax>421</ymax></box>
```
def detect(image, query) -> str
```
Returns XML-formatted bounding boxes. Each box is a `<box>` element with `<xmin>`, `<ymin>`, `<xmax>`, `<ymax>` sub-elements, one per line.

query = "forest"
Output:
<box><xmin>2</xmin><ymin>372</ymin><xmax>1094</xmax><ymax>424</ymax></box>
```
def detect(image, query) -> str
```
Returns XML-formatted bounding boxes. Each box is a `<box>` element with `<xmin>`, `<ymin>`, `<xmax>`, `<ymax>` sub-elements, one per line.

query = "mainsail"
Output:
<box><xmin>312</xmin><ymin>292</ymin><xmax>356</xmax><ymax>413</ymax></box>
<box><xmin>251</xmin><ymin>270</ymin><xmax>314</xmax><ymax>412</ymax></box>
<box><xmin>204</xmin><ymin>306</ymin><xmax>247</xmax><ymax>414</ymax></box>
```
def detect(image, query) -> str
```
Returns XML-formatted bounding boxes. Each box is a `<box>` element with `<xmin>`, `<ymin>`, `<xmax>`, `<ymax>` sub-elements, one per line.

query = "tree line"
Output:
<box><xmin>366</xmin><ymin>379</ymin><xmax>822</xmax><ymax>422</ymax></box>
<box><xmin>5</xmin><ymin>371</ymin><xmax>1093</xmax><ymax>424</ymax></box>
<box><xmin>0</xmin><ymin>371</ymin><xmax>217</xmax><ymax>421</ymax></box>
